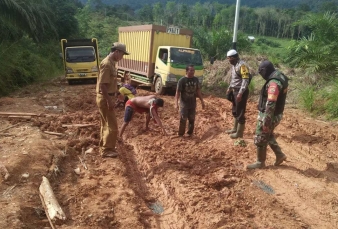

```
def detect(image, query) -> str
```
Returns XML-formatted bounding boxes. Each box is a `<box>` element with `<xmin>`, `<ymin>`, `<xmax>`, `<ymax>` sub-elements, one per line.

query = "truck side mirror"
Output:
<box><xmin>210</xmin><ymin>57</ymin><xmax>214</xmax><ymax>65</ymax></box>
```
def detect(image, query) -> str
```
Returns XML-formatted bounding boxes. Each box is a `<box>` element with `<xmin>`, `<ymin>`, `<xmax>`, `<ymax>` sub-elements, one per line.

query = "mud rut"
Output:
<box><xmin>0</xmin><ymin>79</ymin><xmax>338</xmax><ymax>229</ymax></box>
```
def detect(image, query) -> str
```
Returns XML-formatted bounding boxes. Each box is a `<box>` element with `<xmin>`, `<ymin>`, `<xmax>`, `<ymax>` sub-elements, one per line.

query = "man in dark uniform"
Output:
<box><xmin>225</xmin><ymin>49</ymin><xmax>250</xmax><ymax>139</ymax></box>
<box><xmin>96</xmin><ymin>42</ymin><xmax>129</xmax><ymax>158</ymax></box>
<box><xmin>247</xmin><ymin>60</ymin><xmax>288</xmax><ymax>169</ymax></box>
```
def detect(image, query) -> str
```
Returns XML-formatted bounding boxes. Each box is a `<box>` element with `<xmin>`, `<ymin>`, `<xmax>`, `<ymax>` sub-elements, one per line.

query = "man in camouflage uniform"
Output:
<box><xmin>225</xmin><ymin>49</ymin><xmax>250</xmax><ymax>139</ymax></box>
<box><xmin>247</xmin><ymin>60</ymin><xmax>288</xmax><ymax>169</ymax></box>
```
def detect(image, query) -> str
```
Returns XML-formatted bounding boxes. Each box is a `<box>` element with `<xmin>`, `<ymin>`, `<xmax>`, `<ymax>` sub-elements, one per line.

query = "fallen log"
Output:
<box><xmin>43</xmin><ymin>131</ymin><xmax>65</xmax><ymax>137</ymax></box>
<box><xmin>62</xmin><ymin>123</ymin><xmax>95</xmax><ymax>128</ymax></box>
<box><xmin>0</xmin><ymin>112</ymin><xmax>39</xmax><ymax>116</ymax></box>
<box><xmin>39</xmin><ymin>176</ymin><xmax>66</xmax><ymax>224</ymax></box>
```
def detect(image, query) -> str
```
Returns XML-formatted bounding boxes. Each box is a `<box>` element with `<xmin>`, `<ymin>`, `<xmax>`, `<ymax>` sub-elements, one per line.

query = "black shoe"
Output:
<box><xmin>101</xmin><ymin>151</ymin><xmax>118</xmax><ymax>158</ymax></box>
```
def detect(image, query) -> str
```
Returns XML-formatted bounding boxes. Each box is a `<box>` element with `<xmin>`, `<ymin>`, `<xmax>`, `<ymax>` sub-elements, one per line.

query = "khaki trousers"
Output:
<box><xmin>96</xmin><ymin>94</ymin><xmax>118</xmax><ymax>154</ymax></box>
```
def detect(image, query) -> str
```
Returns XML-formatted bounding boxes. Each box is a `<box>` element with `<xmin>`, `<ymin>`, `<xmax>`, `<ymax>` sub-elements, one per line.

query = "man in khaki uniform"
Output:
<box><xmin>96</xmin><ymin>42</ymin><xmax>129</xmax><ymax>158</ymax></box>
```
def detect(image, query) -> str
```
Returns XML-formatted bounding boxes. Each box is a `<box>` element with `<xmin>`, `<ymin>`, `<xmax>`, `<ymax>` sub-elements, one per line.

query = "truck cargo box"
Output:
<box><xmin>118</xmin><ymin>25</ymin><xmax>193</xmax><ymax>78</ymax></box>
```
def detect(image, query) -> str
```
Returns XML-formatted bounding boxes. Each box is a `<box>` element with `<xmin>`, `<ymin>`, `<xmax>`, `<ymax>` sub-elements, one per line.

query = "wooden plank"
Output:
<box><xmin>8</xmin><ymin>115</ymin><xmax>31</xmax><ymax>120</ymax></box>
<box><xmin>0</xmin><ymin>112</ymin><xmax>39</xmax><ymax>116</ymax></box>
<box><xmin>62</xmin><ymin>124</ymin><xmax>95</xmax><ymax>128</ymax></box>
<box><xmin>43</xmin><ymin>131</ymin><xmax>65</xmax><ymax>136</ymax></box>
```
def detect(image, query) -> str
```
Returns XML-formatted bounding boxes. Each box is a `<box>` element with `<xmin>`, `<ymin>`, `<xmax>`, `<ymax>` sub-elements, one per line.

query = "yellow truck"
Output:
<box><xmin>60</xmin><ymin>38</ymin><xmax>99</xmax><ymax>84</ymax></box>
<box><xmin>117</xmin><ymin>25</ymin><xmax>204</xmax><ymax>94</ymax></box>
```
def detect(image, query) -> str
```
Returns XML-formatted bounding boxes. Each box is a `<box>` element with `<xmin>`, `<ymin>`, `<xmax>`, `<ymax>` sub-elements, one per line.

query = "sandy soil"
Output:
<box><xmin>0</xmin><ymin>78</ymin><xmax>338</xmax><ymax>229</ymax></box>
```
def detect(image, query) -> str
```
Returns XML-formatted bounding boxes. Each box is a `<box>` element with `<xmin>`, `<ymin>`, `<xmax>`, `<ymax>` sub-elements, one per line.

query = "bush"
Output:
<box><xmin>0</xmin><ymin>37</ymin><xmax>62</xmax><ymax>96</ymax></box>
<box><xmin>299</xmin><ymin>86</ymin><xmax>315</xmax><ymax>112</ymax></box>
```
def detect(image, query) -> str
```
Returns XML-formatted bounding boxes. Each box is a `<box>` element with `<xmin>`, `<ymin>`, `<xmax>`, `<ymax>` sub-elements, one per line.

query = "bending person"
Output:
<box><xmin>119</xmin><ymin>95</ymin><xmax>167</xmax><ymax>138</ymax></box>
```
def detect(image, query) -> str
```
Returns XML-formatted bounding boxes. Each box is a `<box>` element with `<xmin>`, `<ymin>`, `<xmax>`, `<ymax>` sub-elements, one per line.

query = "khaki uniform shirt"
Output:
<box><xmin>96</xmin><ymin>56</ymin><xmax>117</xmax><ymax>94</ymax></box>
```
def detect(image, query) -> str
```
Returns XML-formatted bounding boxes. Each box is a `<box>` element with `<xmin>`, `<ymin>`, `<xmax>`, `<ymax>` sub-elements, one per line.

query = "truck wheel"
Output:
<box><xmin>155</xmin><ymin>77</ymin><xmax>165</xmax><ymax>95</ymax></box>
<box><xmin>67</xmin><ymin>79</ymin><xmax>73</xmax><ymax>85</ymax></box>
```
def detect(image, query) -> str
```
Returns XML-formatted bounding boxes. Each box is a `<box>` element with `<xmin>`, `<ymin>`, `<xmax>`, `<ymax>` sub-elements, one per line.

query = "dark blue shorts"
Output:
<box><xmin>124</xmin><ymin>106</ymin><xmax>134</xmax><ymax>122</ymax></box>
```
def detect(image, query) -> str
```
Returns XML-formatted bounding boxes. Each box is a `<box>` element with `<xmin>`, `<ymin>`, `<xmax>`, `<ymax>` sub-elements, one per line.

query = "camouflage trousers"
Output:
<box><xmin>254</xmin><ymin>112</ymin><xmax>283</xmax><ymax>147</ymax></box>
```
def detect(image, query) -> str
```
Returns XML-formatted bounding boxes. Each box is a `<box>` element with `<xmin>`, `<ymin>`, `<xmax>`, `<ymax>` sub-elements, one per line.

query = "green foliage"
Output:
<box><xmin>193</xmin><ymin>27</ymin><xmax>252</xmax><ymax>60</ymax></box>
<box><xmin>299</xmin><ymin>86</ymin><xmax>315</xmax><ymax>112</ymax></box>
<box><xmin>0</xmin><ymin>0</ymin><xmax>56</xmax><ymax>42</ymax></box>
<box><xmin>75</xmin><ymin>1</ymin><xmax>128</xmax><ymax>56</ymax></box>
<box><xmin>0</xmin><ymin>37</ymin><xmax>62</xmax><ymax>96</ymax></box>
<box><xmin>323</xmin><ymin>79</ymin><xmax>338</xmax><ymax>119</ymax></box>
<box><xmin>256</xmin><ymin>38</ymin><xmax>281</xmax><ymax>48</ymax></box>
<box><xmin>286</xmin><ymin>12</ymin><xmax>338</xmax><ymax>75</ymax></box>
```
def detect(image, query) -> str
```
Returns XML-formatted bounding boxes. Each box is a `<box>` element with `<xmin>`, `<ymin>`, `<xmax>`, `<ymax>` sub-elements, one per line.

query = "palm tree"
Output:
<box><xmin>287</xmin><ymin>12</ymin><xmax>338</xmax><ymax>75</ymax></box>
<box><xmin>0</xmin><ymin>0</ymin><xmax>56</xmax><ymax>41</ymax></box>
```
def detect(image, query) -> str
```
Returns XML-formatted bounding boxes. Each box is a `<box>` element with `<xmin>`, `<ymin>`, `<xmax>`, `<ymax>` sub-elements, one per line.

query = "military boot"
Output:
<box><xmin>225</xmin><ymin>119</ymin><xmax>238</xmax><ymax>134</ymax></box>
<box><xmin>247</xmin><ymin>146</ymin><xmax>267</xmax><ymax>169</ymax></box>
<box><xmin>270</xmin><ymin>142</ymin><xmax>287</xmax><ymax>166</ymax></box>
<box><xmin>230</xmin><ymin>123</ymin><xmax>245</xmax><ymax>139</ymax></box>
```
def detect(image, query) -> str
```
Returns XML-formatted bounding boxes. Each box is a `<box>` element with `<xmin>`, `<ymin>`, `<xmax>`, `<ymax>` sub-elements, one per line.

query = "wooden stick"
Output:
<box><xmin>2</xmin><ymin>185</ymin><xmax>16</xmax><ymax>196</ymax></box>
<box><xmin>8</xmin><ymin>115</ymin><xmax>31</xmax><ymax>120</ymax></box>
<box><xmin>43</xmin><ymin>131</ymin><xmax>65</xmax><ymax>136</ymax></box>
<box><xmin>0</xmin><ymin>123</ymin><xmax>20</xmax><ymax>133</ymax></box>
<box><xmin>62</xmin><ymin>124</ymin><xmax>95</xmax><ymax>128</ymax></box>
<box><xmin>39</xmin><ymin>193</ymin><xmax>56</xmax><ymax>229</ymax></box>
<box><xmin>78</xmin><ymin>156</ymin><xmax>88</xmax><ymax>170</ymax></box>
<box><xmin>0</xmin><ymin>133</ymin><xmax>13</xmax><ymax>136</ymax></box>
<box><xmin>39</xmin><ymin>176</ymin><xmax>66</xmax><ymax>222</ymax></box>
<box><xmin>0</xmin><ymin>112</ymin><xmax>39</xmax><ymax>116</ymax></box>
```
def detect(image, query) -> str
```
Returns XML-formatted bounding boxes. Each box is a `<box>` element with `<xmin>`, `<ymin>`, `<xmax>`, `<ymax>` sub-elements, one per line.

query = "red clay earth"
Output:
<box><xmin>0</xmin><ymin>78</ymin><xmax>338</xmax><ymax>229</ymax></box>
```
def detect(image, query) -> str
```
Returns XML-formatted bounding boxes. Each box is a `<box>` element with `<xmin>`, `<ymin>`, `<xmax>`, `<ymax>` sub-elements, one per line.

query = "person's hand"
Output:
<box><xmin>107</xmin><ymin>100</ymin><xmax>115</xmax><ymax>110</ymax></box>
<box><xmin>236</xmin><ymin>93</ymin><xmax>242</xmax><ymax>102</ymax></box>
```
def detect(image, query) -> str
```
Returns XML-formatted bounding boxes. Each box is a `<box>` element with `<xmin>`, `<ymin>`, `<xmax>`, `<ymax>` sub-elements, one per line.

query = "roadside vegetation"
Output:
<box><xmin>1</xmin><ymin>0</ymin><xmax>338</xmax><ymax>119</ymax></box>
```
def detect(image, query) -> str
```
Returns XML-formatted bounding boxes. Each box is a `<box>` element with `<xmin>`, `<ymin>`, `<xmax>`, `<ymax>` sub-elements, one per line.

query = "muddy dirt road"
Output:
<box><xmin>0</xmin><ymin>78</ymin><xmax>338</xmax><ymax>229</ymax></box>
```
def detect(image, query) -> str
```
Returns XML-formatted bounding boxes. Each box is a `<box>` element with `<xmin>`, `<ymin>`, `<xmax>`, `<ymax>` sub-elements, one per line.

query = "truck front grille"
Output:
<box><xmin>77</xmin><ymin>69</ymin><xmax>89</xmax><ymax>72</ymax></box>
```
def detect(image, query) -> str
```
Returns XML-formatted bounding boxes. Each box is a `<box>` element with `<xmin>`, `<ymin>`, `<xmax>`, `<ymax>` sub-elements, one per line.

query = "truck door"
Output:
<box><xmin>154</xmin><ymin>48</ymin><xmax>170</xmax><ymax>94</ymax></box>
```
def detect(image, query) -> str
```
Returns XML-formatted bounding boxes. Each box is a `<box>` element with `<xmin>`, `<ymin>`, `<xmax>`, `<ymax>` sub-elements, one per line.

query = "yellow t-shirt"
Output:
<box><xmin>119</xmin><ymin>87</ymin><xmax>135</xmax><ymax>99</ymax></box>
<box><xmin>96</xmin><ymin>56</ymin><xmax>117</xmax><ymax>94</ymax></box>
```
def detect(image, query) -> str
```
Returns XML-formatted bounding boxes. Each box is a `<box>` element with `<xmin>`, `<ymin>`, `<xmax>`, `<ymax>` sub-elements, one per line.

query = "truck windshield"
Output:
<box><xmin>170</xmin><ymin>48</ymin><xmax>203</xmax><ymax>67</ymax></box>
<box><xmin>65</xmin><ymin>47</ymin><xmax>96</xmax><ymax>63</ymax></box>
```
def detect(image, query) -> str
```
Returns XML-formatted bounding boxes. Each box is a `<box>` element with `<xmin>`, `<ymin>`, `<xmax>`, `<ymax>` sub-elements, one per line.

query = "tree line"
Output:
<box><xmin>1</xmin><ymin>0</ymin><xmax>338</xmax><ymax>101</ymax></box>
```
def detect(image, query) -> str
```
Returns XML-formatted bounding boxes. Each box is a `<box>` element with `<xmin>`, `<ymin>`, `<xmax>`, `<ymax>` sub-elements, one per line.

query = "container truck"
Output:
<box><xmin>60</xmin><ymin>38</ymin><xmax>99</xmax><ymax>84</ymax></box>
<box><xmin>117</xmin><ymin>25</ymin><xmax>204</xmax><ymax>94</ymax></box>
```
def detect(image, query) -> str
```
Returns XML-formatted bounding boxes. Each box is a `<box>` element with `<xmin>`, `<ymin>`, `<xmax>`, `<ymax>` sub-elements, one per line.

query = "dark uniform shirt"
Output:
<box><xmin>177</xmin><ymin>76</ymin><xmax>200</xmax><ymax>109</ymax></box>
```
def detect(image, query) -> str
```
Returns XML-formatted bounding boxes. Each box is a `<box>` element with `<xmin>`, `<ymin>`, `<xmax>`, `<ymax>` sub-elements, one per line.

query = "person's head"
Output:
<box><xmin>186</xmin><ymin>65</ymin><xmax>195</xmax><ymax>78</ymax></box>
<box><xmin>154</xmin><ymin>98</ymin><xmax>164</xmax><ymax>107</ymax></box>
<box><xmin>110</xmin><ymin>42</ymin><xmax>130</xmax><ymax>61</ymax></box>
<box><xmin>226</xmin><ymin>49</ymin><xmax>239</xmax><ymax>66</ymax></box>
<box><xmin>258</xmin><ymin>60</ymin><xmax>276</xmax><ymax>80</ymax></box>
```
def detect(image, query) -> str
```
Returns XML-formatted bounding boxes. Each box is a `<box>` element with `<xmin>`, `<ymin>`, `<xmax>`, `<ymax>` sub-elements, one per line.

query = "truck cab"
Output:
<box><xmin>60</xmin><ymin>38</ymin><xmax>99</xmax><ymax>85</ymax></box>
<box><xmin>154</xmin><ymin>46</ymin><xmax>204</xmax><ymax>94</ymax></box>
